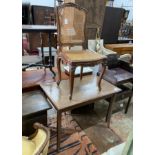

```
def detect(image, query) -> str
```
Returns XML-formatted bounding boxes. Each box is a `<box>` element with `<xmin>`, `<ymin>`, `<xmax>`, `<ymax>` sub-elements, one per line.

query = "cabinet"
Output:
<box><xmin>101</xmin><ymin>7</ymin><xmax>124</xmax><ymax>44</ymax></box>
<box><xmin>32</xmin><ymin>5</ymin><xmax>55</xmax><ymax>25</ymax></box>
<box><xmin>28</xmin><ymin>5</ymin><xmax>56</xmax><ymax>52</ymax></box>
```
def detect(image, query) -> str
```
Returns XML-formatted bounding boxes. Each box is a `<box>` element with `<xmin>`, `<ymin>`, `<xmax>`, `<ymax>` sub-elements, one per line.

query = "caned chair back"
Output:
<box><xmin>56</xmin><ymin>3</ymin><xmax>87</xmax><ymax>51</ymax></box>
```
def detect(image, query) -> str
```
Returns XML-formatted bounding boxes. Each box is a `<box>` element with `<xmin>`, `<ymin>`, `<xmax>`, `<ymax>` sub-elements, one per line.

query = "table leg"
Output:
<box><xmin>57</xmin><ymin>56</ymin><xmax>61</xmax><ymax>85</ymax></box>
<box><xmin>69</xmin><ymin>65</ymin><xmax>76</xmax><ymax>100</ymax></box>
<box><xmin>57</xmin><ymin>111</ymin><xmax>61</xmax><ymax>152</ymax></box>
<box><xmin>48</xmin><ymin>33</ymin><xmax>56</xmax><ymax>77</ymax></box>
<box><xmin>41</xmin><ymin>35</ymin><xmax>45</xmax><ymax>66</ymax></box>
<box><xmin>125</xmin><ymin>94</ymin><xmax>132</xmax><ymax>114</ymax></box>
<box><xmin>80</xmin><ymin>66</ymin><xmax>83</xmax><ymax>80</ymax></box>
<box><xmin>98</xmin><ymin>63</ymin><xmax>106</xmax><ymax>91</ymax></box>
<box><xmin>106</xmin><ymin>94</ymin><xmax>116</xmax><ymax>128</ymax></box>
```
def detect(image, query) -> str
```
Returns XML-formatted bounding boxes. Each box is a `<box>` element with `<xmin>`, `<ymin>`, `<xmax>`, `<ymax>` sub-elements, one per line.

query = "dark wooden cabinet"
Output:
<box><xmin>27</xmin><ymin>5</ymin><xmax>56</xmax><ymax>52</ymax></box>
<box><xmin>32</xmin><ymin>5</ymin><xmax>55</xmax><ymax>25</ymax></box>
<box><xmin>101</xmin><ymin>7</ymin><xmax>124</xmax><ymax>44</ymax></box>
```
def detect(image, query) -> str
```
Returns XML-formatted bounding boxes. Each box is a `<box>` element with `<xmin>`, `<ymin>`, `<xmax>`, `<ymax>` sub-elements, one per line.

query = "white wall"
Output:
<box><xmin>22</xmin><ymin>0</ymin><xmax>55</xmax><ymax>7</ymax></box>
<box><xmin>113</xmin><ymin>0</ymin><xmax>133</xmax><ymax>22</ymax></box>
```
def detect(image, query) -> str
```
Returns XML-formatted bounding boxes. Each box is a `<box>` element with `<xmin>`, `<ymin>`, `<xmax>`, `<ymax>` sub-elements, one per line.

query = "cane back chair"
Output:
<box><xmin>56</xmin><ymin>3</ymin><xmax>107</xmax><ymax>100</ymax></box>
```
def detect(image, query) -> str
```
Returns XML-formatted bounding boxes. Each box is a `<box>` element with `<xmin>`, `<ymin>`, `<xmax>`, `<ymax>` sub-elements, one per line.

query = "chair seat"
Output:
<box><xmin>22</xmin><ymin>137</ymin><xmax>35</xmax><ymax>155</ymax></box>
<box><xmin>62</xmin><ymin>50</ymin><xmax>106</xmax><ymax>62</ymax></box>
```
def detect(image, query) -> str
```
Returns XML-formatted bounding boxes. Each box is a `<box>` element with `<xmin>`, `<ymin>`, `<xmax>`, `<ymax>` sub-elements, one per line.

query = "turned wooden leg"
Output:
<box><xmin>98</xmin><ymin>63</ymin><xmax>106</xmax><ymax>91</ymax></box>
<box><xmin>57</xmin><ymin>111</ymin><xmax>61</xmax><ymax>152</ymax></box>
<box><xmin>80</xmin><ymin>66</ymin><xmax>83</xmax><ymax>80</ymax></box>
<box><xmin>57</xmin><ymin>56</ymin><xmax>61</xmax><ymax>85</ymax></box>
<box><xmin>69</xmin><ymin>65</ymin><xmax>76</xmax><ymax>100</ymax></box>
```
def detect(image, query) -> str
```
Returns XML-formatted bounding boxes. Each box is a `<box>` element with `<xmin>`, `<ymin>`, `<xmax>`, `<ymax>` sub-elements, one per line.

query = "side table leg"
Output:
<box><xmin>125</xmin><ymin>94</ymin><xmax>132</xmax><ymax>114</ymax></box>
<box><xmin>57</xmin><ymin>111</ymin><xmax>61</xmax><ymax>152</ymax></box>
<box><xmin>98</xmin><ymin>63</ymin><xmax>106</xmax><ymax>91</ymax></box>
<box><xmin>69</xmin><ymin>65</ymin><xmax>76</xmax><ymax>100</ymax></box>
<box><xmin>106</xmin><ymin>94</ymin><xmax>116</xmax><ymax>128</ymax></box>
<box><xmin>57</xmin><ymin>56</ymin><xmax>61</xmax><ymax>85</ymax></box>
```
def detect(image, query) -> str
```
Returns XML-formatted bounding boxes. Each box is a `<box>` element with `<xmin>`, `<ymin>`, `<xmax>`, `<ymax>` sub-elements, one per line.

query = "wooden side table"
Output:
<box><xmin>22</xmin><ymin>87</ymin><xmax>51</xmax><ymax>136</ymax></box>
<box><xmin>105</xmin><ymin>43</ymin><xmax>133</xmax><ymax>55</ymax></box>
<box><xmin>103</xmin><ymin>68</ymin><xmax>133</xmax><ymax>113</ymax></box>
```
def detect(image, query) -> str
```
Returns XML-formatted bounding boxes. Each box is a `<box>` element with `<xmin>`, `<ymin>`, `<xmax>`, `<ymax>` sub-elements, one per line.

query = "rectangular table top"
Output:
<box><xmin>22</xmin><ymin>90</ymin><xmax>51</xmax><ymax>117</ymax></box>
<box><xmin>22</xmin><ymin>24</ymin><xmax>57</xmax><ymax>33</ymax></box>
<box><xmin>40</xmin><ymin>75</ymin><xmax>121</xmax><ymax>111</ymax></box>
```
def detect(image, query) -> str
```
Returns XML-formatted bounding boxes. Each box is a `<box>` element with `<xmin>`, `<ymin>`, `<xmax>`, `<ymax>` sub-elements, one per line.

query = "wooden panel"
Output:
<box><xmin>22</xmin><ymin>112</ymin><xmax>47</xmax><ymax>136</ymax></box>
<box><xmin>28</xmin><ymin>5</ymin><xmax>55</xmax><ymax>51</ymax></box>
<box><xmin>101</xmin><ymin>7</ymin><xmax>124</xmax><ymax>44</ymax></box>
<box><xmin>32</xmin><ymin>5</ymin><xmax>55</xmax><ymax>25</ymax></box>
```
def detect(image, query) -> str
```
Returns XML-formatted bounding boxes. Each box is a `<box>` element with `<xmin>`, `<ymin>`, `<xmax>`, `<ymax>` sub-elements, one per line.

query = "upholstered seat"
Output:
<box><xmin>22</xmin><ymin>123</ymin><xmax>50</xmax><ymax>155</ymax></box>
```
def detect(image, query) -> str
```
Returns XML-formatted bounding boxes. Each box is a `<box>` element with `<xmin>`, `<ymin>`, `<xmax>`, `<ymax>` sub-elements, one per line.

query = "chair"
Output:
<box><xmin>22</xmin><ymin>123</ymin><xmax>50</xmax><ymax>155</ymax></box>
<box><xmin>56</xmin><ymin>3</ymin><xmax>107</xmax><ymax>100</ymax></box>
<box><xmin>102</xmin><ymin>55</ymin><xmax>133</xmax><ymax>114</ymax></box>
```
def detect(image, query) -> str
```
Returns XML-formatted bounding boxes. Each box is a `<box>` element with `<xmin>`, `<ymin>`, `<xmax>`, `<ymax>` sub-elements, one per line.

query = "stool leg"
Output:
<box><xmin>69</xmin><ymin>66</ymin><xmax>76</xmax><ymax>100</ymax></box>
<box><xmin>57</xmin><ymin>56</ymin><xmax>61</xmax><ymax>85</ymax></box>
<box><xmin>80</xmin><ymin>66</ymin><xmax>83</xmax><ymax>80</ymax></box>
<box><xmin>98</xmin><ymin>63</ymin><xmax>106</xmax><ymax>91</ymax></box>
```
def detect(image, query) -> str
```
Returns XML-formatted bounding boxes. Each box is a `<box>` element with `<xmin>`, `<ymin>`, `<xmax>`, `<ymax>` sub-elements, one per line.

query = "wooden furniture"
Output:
<box><xmin>27</xmin><ymin>5</ymin><xmax>55</xmax><ymax>52</ymax></box>
<box><xmin>56</xmin><ymin>3</ymin><xmax>107</xmax><ymax>100</ymax></box>
<box><xmin>32</xmin><ymin>5</ymin><xmax>55</xmax><ymax>25</ymax></box>
<box><xmin>103</xmin><ymin>68</ymin><xmax>133</xmax><ymax>113</ymax></box>
<box><xmin>22</xmin><ymin>86</ymin><xmax>51</xmax><ymax>136</ymax></box>
<box><xmin>101</xmin><ymin>7</ymin><xmax>125</xmax><ymax>44</ymax></box>
<box><xmin>22</xmin><ymin>68</ymin><xmax>69</xmax><ymax>89</ymax></box>
<box><xmin>22</xmin><ymin>25</ymin><xmax>57</xmax><ymax>76</ymax></box>
<box><xmin>40</xmin><ymin>75</ymin><xmax>121</xmax><ymax>151</ymax></box>
<box><xmin>105</xmin><ymin>43</ymin><xmax>133</xmax><ymax>55</ymax></box>
<box><xmin>22</xmin><ymin>122</ymin><xmax>50</xmax><ymax>155</ymax></box>
<box><xmin>64</xmin><ymin>0</ymin><xmax>106</xmax><ymax>42</ymax></box>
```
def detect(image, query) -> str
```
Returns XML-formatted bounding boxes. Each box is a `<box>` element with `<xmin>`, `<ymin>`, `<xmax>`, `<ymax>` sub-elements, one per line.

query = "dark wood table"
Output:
<box><xmin>103</xmin><ymin>68</ymin><xmax>133</xmax><ymax>85</ymax></box>
<box><xmin>40</xmin><ymin>75</ymin><xmax>121</xmax><ymax>151</ymax></box>
<box><xmin>22</xmin><ymin>25</ymin><xmax>57</xmax><ymax>76</ymax></box>
<box><xmin>103</xmin><ymin>68</ymin><xmax>133</xmax><ymax>113</ymax></box>
<box><xmin>22</xmin><ymin>87</ymin><xmax>52</xmax><ymax>136</ymax></box>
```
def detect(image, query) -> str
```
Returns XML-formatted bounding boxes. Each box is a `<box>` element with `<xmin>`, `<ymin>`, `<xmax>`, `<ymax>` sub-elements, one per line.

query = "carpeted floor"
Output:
<box><xmin>46</xmin><ymin>103</ymin><xmax>133</xmax><ymax>155</ymax></box>
<box><xmin>47</xmin><ymin>112</ymin><xmax>100</xmax><ymax>155</ymax></box>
